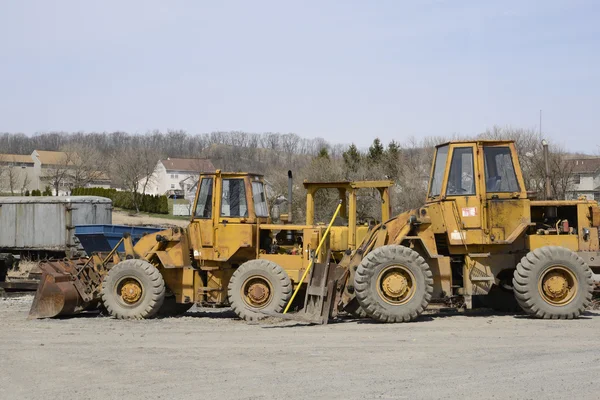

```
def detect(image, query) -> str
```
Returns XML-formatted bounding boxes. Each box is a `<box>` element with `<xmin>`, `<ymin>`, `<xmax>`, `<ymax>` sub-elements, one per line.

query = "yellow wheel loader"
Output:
<box><xmin>29</xmin><ymin>140</ymin><xmax>600</xmax><ymax>323</ymax></box>
<box><xmin>29</xmin><ymin>171</ymin><xmax>393</xmax><ymax>322</ymax></box>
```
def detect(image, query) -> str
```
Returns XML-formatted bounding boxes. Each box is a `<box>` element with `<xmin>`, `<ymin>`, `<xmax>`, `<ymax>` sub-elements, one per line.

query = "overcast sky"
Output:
<box><xmin>0</xmin><ymin>1</ymin><xmax>598</xmax><ymax>152</ymax></box>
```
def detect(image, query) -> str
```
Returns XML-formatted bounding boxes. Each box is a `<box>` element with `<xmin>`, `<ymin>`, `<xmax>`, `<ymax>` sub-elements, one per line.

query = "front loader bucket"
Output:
<box><xmin>28</xmin><ymin>261</ymin><xmax>84</xmax><ymax>319</ymax></box>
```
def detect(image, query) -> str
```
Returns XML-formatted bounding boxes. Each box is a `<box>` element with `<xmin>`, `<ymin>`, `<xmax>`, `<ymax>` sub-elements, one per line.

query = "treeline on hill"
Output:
<box><xmin>71</xmin><ymin>187</ymin><xmax>169</xmax><ymax>214</ymax></box>
<box><xmin>0</xmin><ymin>127</ymin><xmax>574</xmax><ymax>221</ymax></box>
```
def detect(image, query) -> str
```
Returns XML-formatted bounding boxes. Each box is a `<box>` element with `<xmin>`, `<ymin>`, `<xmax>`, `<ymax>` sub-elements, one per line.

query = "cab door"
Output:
<box><xmin>189</xmin><ymin>176</ymin><xmax>215</xmax><ymax>250</ymax></box>
<box><xmin>481</xmin><ymin>144</ymin><xmax>530</xmax><ymax>243</ymax></box>
<box><xmin>443</xmin><ymin>144</ymin><xmax>481</xmax><ymax>230</ymax></box>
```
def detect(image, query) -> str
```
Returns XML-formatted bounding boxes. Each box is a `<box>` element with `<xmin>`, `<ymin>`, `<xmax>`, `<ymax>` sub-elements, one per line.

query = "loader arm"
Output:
<box><xmin>337</xmin><ymin>209</ymin><xmax>423</xmax><ymax>311</ymax></box>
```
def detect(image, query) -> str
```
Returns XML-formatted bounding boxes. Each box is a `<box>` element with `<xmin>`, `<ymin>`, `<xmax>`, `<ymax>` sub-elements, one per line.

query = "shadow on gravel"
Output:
<box><xmin>173</xmin><ymin>309</ymin><xmax>237</xmax><ymax>319</ymax></box>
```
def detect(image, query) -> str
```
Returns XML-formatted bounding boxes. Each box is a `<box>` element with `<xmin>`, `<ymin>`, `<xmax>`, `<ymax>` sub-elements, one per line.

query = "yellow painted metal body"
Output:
<box><xmin>124</xmin><ymin>170</ymin><xmax>394</xmax><ymax>307</ymax></box>
<box><xmin>123</xmin><ymin>141</ymin><xmax>600</xmax><ymax>311</ymax></box>
<box><xmin>338</xmin><ymin>140</ymin><xmax>600</xmax><ymax>309</ymax></box>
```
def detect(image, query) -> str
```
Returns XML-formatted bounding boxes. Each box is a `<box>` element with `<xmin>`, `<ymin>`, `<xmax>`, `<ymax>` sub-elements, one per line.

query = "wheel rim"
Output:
<box><xmin>538</xmin><ymin>265</ymin><xmax>578</xmax><ymax>306</ymax></box>
<box><xmin>376</xmin><ymin>265</ymin><xmax>416</xmax><ymax>305</ymax></box>
<box><xmin>116</xmin><ymin>277</ymin><xmax>144</xmax><ymax>307</ymax></box>
<box><xmin>241</xmin><ymin>275</ymin><xmax>273</xmax><ymax>309</ymax></box>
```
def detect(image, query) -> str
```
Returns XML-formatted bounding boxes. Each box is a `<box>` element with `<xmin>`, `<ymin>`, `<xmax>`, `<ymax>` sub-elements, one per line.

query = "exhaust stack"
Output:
<box><xmin>287</xmin><ymin>170</ymin><xmax>293</xmax><ymax>223</ymax></box>
<box><xmin>542</xmin><ymin>139</ymin><xmax>551</xmax><ymax>199</ymax></box>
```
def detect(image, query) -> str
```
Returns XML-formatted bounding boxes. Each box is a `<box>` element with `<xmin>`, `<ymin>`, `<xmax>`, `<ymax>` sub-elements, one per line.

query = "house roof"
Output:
<box><xmin>571</xmin><ymin>158</ymin><xmax>600</xmax><ymax>174</ymax></box>
<box><xmin>0</xmin><ymin>154</ymin><xmax>34</xmax><ymax>163</ymax></box>
<box><xmin>33</xmin><ymin>150</ymin><xmax>76</xmax><ymax>165</ymax></box>
<box><xmin>160</xmin><ymin>158</ymin><xmax>215</xmax><ymax>172</ymax></box>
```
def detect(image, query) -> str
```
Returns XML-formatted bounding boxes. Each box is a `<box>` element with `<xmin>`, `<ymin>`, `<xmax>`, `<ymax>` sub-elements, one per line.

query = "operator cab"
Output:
<box><xmin>192</xmin><ymin>171</ymin><xmax>269</xmax><ymax>223</ymax></box>
<box><xmin>425</xmin><ymin>140</ymin><xmax>529</xmax><ymax>245</ymax></box>
<box><xmin>427</xmin><ymin>141</ymin><xmax>526</xmax><ymax>202</ymax></box>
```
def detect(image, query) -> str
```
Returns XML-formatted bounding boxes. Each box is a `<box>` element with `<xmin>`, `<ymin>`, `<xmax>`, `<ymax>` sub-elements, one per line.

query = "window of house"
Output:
<box><xmin>573</xmin><ymin>174</ymin><xmax>581</xmax><ymax>185</ymax></box>
<box><xmin>221</xmin><ymin>179</ymin><xmax>248</xmax><ymax>217</ymax></box>
<box><xmin>446</xmin><ymin>147</ymin><xmax>475</xmax><ymax>196</ymax></box>
<box><xmin>252</xmin><ymin>181</ymin><xmax>269</xmax><ymax>217</ymax></box>
<box><xmin>483</xmin><ymin>147</ymin><xmax>520</xmax><ymax>193</ymax></box>
<box><xmin>594</xmin><ymin>193</ymin><xmax>600</xmax><ymax>202</ymax></box>
<box><xmin>171</xmin><ymin>184</ymin><xmax>175</xmax><ymax>189</ymax></box>
<box><xmin>171</xmin><ymin>174</ymin><xmax>175</xmax><ymax>179</ymax></box>
<box><xmin>194</xmin><ymin>178</ymin><xmax>213</xmax><ymax>218</ymax></box>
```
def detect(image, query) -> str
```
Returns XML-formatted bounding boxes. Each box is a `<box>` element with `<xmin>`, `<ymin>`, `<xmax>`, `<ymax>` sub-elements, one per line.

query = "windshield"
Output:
<box><xmin>252</xmin><ymin>181</ymin><xmax>269</xmax><ymax>217</ymax></box>
<box><xmin>446</xmin><ymin>147</ymin><xmax>475</xmax><ymax>196</ymax></box>
<box><xmin>484</xmin><ymin>147</ymin><xmax>520</xmax><ymax>193</ymax></box>
<box><xmin>221</xmin><ymin>179</ymin><xmax>248</xmax><ymax>217</ymax></box>
<box><xmin>428</xmin><ymin>145</ymin><xmax>449</xmax><ymax>197</ymax></box>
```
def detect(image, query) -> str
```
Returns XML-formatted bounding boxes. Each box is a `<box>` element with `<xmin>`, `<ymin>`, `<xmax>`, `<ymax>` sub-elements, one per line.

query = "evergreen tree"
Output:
<box><xmin>385</xmin><ymin>140</ymin><xmax>400</xmax><ymax>179</ymax></box>
<box><xmin>367</xmin><ymin>138</ymin><xmax>384</xmax><ymax>164</ymax></box>
<box><xmin>342</xmin><ymin>143</ymin><xmax>362</xmax><ymax>173</ymax></box>
<box><xmin>317</xmin><ymin>147</ymin><xmax>330</xmax><ymax>160</ymax></box>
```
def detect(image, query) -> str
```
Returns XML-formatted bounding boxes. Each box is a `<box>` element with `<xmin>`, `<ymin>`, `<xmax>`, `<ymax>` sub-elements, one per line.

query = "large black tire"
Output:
<box><xmin>228</xmin><ymin>259</ymin><xmax>292</xmax><ymax>322</ymax></box>
<box><xmin>513</xmin><ymin>246</ymin><xmax>593</xmax><ymax>319</ymax></box>
<box><xmin>101</xmin><ymin>259</ymin><xmax>166</xmax><ymax>319</ymax></box>
<box><xmin>354</xmin><ymin>245</ymin><xmax>433</xmax><ymax>322</ymax></box>
<box><xmin>157</xmin><ymin>296</ymin><xmax>194</xmax><ymax>317</ymax></box>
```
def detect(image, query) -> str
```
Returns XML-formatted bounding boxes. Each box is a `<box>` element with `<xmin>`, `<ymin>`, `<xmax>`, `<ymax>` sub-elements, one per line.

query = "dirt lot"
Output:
<box><xmin>1</xmin><ymin>296</ymin><xmax>599</xmax><ymax>400</ymax></box>
<box><xmin>112</xmin><ymin>210</ymin><xmax>188</xmax><ymax>228</ymax></box>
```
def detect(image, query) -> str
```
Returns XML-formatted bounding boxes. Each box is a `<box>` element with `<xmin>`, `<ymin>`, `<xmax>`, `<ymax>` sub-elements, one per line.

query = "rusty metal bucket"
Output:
<box><xmin>28</xmin><ymin>260</ymin><xmax>88</xmax><ymax>319</ymax></box>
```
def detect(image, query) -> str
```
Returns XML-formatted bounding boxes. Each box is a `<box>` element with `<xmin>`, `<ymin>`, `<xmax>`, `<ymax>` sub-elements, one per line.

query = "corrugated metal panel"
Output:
<box><xmin>0</xmin><ymin>196</ymin><xmax>111</xmax><ymax>204</ymax></box>
<box><xmin>0</xmin><ymin>196</ymin><xmax>112</xmax><ymax>252</ymax></box>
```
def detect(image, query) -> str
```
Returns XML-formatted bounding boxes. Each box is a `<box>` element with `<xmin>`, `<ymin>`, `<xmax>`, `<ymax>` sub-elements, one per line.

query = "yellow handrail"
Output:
<box><xmin>283</xmin><ymin>200</ymin><xmax>343</xmax><ymax>314</ymax></box>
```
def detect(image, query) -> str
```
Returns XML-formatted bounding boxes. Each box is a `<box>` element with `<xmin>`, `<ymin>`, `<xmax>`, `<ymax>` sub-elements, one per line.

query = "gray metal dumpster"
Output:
<box><xmin>0</xmin><ymin>196</ymin><xmax>112</xmax><ymax>259</ymax></box>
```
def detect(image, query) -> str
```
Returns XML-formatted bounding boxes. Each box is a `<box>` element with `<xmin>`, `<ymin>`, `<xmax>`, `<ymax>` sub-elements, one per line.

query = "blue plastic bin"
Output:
<box><xmin>75</xmin><ymin>224</ymin><xmax>164</xmax><ymax>255</ymax></box>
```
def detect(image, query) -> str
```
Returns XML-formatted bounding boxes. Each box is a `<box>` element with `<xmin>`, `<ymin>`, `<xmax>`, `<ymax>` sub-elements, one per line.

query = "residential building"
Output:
<box><xmin>0</xmin><ymin>154</ymin><xmax>37</xmax><ymax>194</ymax></box>
<box><xmin>141</xmin><ymin>157</ymin><xmax>215</xmax><ymax>196</ymax></box>
<box><xmin>0</xmin><ymin>150</ymin><xmax>111</xmax><ymax>195</ymax></box>
<box><xmin>568</xmin><ymin>157</ymin><xmax>600</xmax><ymax>201</ymax></box>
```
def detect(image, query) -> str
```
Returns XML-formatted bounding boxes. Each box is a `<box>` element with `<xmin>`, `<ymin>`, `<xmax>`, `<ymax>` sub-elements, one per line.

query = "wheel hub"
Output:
<box><xmin>543</xmin><ymin>273</ymin><xmax>568</xmax><ymax>298</ymax></box>
<box><xmin>243</xmin><ymin>277</ymin><xmax>272</xmax><ymax>308</ymax></box>
<box><xmin>539</xmin><ymin>266</ymin><xmax>577</xmax><ymax>306</ymax></box>
<box><xmin>377</xmin><ymin>265</ymin><xmax>415</xmax><ymax>305</ymax></box>
<box><xmin>120</xmin><ymin>280</ymin><xmax>142</xmax><ymax>304</ymax></box>
<box><xmin>382</xmin><ymin>272</ymin><xmax>409</xmax><ymax>298</ymax></box>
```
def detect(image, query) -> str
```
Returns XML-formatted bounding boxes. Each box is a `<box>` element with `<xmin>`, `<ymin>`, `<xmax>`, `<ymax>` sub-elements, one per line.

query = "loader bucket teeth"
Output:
<box><xmin>28</xmin><ymin>262</ymin><xmax>83</xmax><ymax>319</ymax></box>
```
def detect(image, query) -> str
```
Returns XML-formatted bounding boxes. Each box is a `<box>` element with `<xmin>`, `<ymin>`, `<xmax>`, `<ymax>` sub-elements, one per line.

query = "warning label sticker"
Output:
<box><xmin>462</xmin><ymin>207</ymin><xmax>477</xmax><ymax>217</ymax></box>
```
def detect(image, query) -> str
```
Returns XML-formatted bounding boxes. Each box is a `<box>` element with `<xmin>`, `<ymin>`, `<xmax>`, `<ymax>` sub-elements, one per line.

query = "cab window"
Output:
<box><xmin>484</xmin><ymin>147</ymin><xmax>520</xmax><ymax>192</ymax></box>
<box><xmin>194</xmin><ymin>178</ymin><xmax>213</xmax><ymax>218</ymax></box>
<box><xmin>429</xmin><ymin>145</ymin><xmax>448</xmax><ymax>197</ymax></box>
<box><xmin>446</xmin><ymin>147</ymin><xmax>475</xmax><ymax>196</ymax></box>
<box><xmin>252</xmin><ymin>181</ymin><xmax>269</xmax><ymax>217</ymax></box>
<box><xmin>221</xmin><ymin>179</ymin><xmax>248</xmax><ymax>217</ymax></box>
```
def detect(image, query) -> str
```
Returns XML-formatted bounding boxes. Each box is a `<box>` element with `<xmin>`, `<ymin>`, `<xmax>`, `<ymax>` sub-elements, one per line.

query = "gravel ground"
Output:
<box><xmin>1</xmin><ymin>295</ymin><xmax>599</xmax><ymax>400</ymax></box>
<box><xmin>112</xmin><ymin>210</ymin><xmax>188</xmax><ymax>228</ymax></box>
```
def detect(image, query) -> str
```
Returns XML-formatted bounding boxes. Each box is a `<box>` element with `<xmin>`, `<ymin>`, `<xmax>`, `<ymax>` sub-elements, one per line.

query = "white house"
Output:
<box><xmin>0</xmin><ymin>150</ymin><xmax>111</xmax><ymax>195</ymax></box>
<box><xmin>568</xmin><ymin>157</ymin><xmax>600</xmax><ymax>201</ymax></box>
<box><xmin>141</xmin><ymin>157</ymin><xmax>215</xmax><ymax>197</ymax></box>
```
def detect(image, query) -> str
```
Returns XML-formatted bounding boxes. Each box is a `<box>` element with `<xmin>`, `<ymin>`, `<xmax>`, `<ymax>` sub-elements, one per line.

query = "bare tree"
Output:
<box><xmin>61</xmin><ymin>142</ymin><xmax>109</xmax><ymax>190</ymax></box>
<box><xmin>20</xmin><ymin>172</ymin><xmax>31</xmax><ymax>195</ymax></box>
<box><xmin>41</xmin><ymin>152</ymin><xmax>73</xmax><ymax>196</ymax></box>
<box><xmin>111</xmin><ymin>145</ymin><xmax>159</xmax><ymax>212</ymax></box>
<box><xmin>0</xmin><ymin>154</ymin><xmax>6</xmax><ymax>193</ymax></box>
<box><xmin>6</xmin><ymin>160</ymin><xmax>18</xmax><ymax>195</ymax></box>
